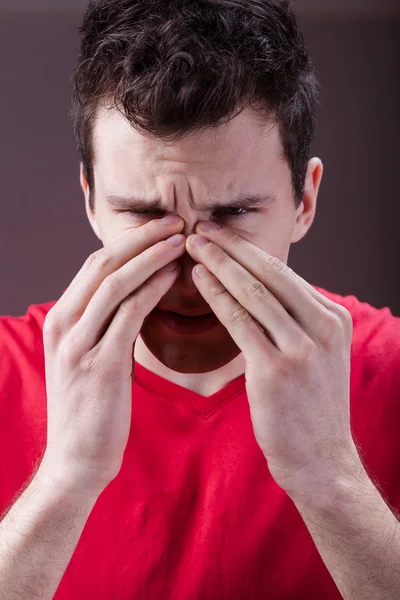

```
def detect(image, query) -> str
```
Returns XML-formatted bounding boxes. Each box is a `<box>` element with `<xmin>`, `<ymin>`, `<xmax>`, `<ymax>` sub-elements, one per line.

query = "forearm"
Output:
<box><xmin>0</xmin><ymin>467</ymin><xmax>99</xmax><ymax>600</ymax></box>
<box><xmin>290</xmin><ymin>462</ymin><xmax>400</xmax><ymax>600</ymax></box>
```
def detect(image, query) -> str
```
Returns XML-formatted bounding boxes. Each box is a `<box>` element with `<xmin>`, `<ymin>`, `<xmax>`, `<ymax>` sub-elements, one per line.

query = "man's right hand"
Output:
<box><xmin>39</xmin><ymin>215</ymin><xmax>186</xmax><ymax>498</ymax></box>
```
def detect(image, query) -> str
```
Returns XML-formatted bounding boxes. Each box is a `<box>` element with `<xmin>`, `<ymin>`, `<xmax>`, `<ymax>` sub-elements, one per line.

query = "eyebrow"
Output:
<box><xmin>105</xmin><ymin>192</ymin><xmax>277</xmax><ymax>213</ymax></box>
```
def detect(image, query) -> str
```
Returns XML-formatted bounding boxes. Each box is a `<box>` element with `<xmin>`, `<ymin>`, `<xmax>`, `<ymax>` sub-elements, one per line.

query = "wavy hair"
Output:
<box><xmin>70</xmin><ymin>0</ymin><xmax>319</xmax><ymax>210</ymax></box>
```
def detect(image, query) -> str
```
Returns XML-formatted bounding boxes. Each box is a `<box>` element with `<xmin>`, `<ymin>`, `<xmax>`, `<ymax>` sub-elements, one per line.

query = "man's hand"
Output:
<box><xmin>40</xmin><ymin>216</ymin><xmax>185</xmax><ymax>498</ymax></box>
<box><xmin>186</xmin><ymin>221</ymin><xmax>362</xmax><ymax>502</ymax></box>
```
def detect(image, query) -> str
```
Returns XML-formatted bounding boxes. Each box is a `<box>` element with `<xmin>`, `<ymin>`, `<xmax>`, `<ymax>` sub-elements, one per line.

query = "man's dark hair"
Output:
<box><xmin>70</xmin><ymin>0</ymin><xmax>318</xmax><ymax>212</ymax></box>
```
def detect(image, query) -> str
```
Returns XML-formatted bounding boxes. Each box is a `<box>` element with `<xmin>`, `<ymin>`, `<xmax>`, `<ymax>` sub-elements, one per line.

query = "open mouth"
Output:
<box><xmin>152</xmin><ymin>308</ymin><xmax>219</xmax><ymax>335</ymax></box>
<box><xmin>169</xmin><ymin>310</ymin><xmax>210</xmax><ymax>318</ymax></box>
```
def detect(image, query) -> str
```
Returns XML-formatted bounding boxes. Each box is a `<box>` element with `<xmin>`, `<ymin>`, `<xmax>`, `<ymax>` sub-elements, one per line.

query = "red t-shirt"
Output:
<box><xmin>0</xmin><ymin>285</ymin><xmax>399</xmax><ymax>599</ymax></box>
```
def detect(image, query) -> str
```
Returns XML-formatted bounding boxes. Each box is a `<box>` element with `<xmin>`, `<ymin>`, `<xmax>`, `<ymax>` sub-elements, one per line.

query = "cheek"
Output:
<box><xmin>243</xmin><ymin>222</ymin><xmax>293</xmax><ymax>265</ymax></box>
<box><xmin>97</xmin><ymin>212</ymin><xmax>144</xmax><ymax>245</ymax></box>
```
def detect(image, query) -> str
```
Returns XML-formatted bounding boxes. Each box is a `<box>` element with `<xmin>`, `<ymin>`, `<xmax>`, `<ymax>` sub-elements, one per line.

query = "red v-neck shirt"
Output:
<box><xmin>0</xmin><ymin>285</ymin><xmax>399</xmax><ymax>599</ymax></box>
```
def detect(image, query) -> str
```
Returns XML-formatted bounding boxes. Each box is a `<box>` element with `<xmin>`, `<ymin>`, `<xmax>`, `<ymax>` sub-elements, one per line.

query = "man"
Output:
<box><xmin>0</xmin><ymin>0</ymin><xmax>399</xmax><ymax>598</ymax></box>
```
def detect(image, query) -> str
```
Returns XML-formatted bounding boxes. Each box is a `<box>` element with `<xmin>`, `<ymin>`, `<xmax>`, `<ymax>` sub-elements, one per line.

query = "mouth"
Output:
<box><xmin>168</xmin><ymin>310</ymin><xmax>211</xmax><ymax>317</ymax></box>
<box><xmin>151</xmin><ymin>308</ymin><xmax>220</xmax><ymax>335</ymax></box>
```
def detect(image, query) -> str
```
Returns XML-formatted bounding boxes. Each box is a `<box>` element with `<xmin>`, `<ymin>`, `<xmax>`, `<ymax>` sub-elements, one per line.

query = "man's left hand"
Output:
<box><xmin>186</xmin><ymin>221</ymin><xmax>363</xmax><ymax>502</ymax></box>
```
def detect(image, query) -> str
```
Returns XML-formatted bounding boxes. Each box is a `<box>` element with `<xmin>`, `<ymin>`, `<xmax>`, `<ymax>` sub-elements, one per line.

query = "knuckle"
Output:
<box><xmin>43</xmin><ymin>312</ymin><xmax>59</xmax><ymax>341</ymax></box>
<box><xmin>282</xmin><ymin>337</ymin><xmax>316</xmax><ymax>370</ymax></box>
<box><xmin>213</xmin><ymin>249</ymin><xmax>230</xmax><ymax>266</ymax></box>
<box><xmin>100</xmin><ymin>272</ymin><xmax>121</xmax><ymax>295</ymax></box>
<box><xmin>58</xmin><ymin>337</ymin><xmax>80</xmax><ymax>365</ymax></box>
<box><xmin>87</xmin><ymin>249</ymin><xmax>113</xmax><ymax>273</ymax></box>
<box><xmin>209</xmin><ymin>281</ymin><xmax>228</xmax><ymax>299</ymax></box>
<box><xmin>337</xmin><ymin>305</ymin><xmax>353</xmax><ymax>328</ymax></box>
<box><xmin>341</xmin><ymin>306</ymin><xmax>352</xmax><ymax>321</ymax></box>
<box><xmin>245</xmin><ymin>279</ymin><xmax>270</xmax><ymax>301</ymax></box>
<box><xmin>119</xmin><ymin>294</ymin><xmax>140</xmax><ymax>316</ymax></box>
<box><xmin>230</xmin><ymin>305</ymin><xmax>251</xmax><ymax>326</ymax></box>
<box><xmin>261</xmin><ymin>254</ymin><xmax>288</xmax><ymax>275</ymax></box>
<box><xmin>325</xmin><ymin>301</ymin><xmax>352</xmax><ymax>326</ymax></box>
<box><xmin>320</xmin><ymin>310</ymin><xmax>342</xmax><ymax>345</ymax></box>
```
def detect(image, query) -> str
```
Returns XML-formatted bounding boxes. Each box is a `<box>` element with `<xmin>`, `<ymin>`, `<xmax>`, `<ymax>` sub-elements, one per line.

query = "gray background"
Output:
<box><xmin>0</xmin><ymin>0</ymin><xmax>399</xmax><ymax>317</ymax></box>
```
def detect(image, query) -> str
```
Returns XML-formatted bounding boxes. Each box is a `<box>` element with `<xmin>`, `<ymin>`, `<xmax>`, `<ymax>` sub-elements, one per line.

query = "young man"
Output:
<box><xmin>0</xmin><ymin>1</ymin><xmax>399</xmax><ymax>598</ymax></box>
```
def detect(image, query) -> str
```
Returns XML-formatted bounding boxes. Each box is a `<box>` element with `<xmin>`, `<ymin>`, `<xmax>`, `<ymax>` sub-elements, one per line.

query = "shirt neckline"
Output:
<box><xmin>133</xmin><ymin>362</ymin><xmax>246</xmax><ymax>417</ymax></box>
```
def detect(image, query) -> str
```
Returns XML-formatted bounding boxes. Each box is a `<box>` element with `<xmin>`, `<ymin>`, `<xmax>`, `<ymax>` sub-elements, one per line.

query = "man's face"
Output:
<box><xmin>83</xmin><ymin>105</ymin><xmax>318</xmax><ymax>374</ymax></box>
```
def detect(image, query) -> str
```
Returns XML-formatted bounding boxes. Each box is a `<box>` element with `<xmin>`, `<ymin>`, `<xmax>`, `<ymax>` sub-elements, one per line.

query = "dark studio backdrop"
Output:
<box><xmin>0</xmin><ymin>0</ymin><xmax>399</xmax><ymax>317</ymax></box>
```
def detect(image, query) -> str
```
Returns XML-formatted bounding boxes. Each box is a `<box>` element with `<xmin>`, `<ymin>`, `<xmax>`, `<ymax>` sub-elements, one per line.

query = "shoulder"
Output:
<box><xmin>312</xmin><ymin>284</ymin><xmax>400</xmax><ymax>346</ymax></box>
<box><xmin>0</xmin><ymin>299</ymin><xmax>58</xmax><ymax>347</ymax></box>
<box><xmin>0</xmin><ymin>299</ymin><xmax>58</xmax><ymax>383</ymax></box>
<box><xmin>313</xmin><ymin>286</ymin><xmax>400</xmax><ymax>394</ymax></box>
<box><xmin>0</xmin><ymin>300</ymin><xmax>57</xmax><ymax>508</ymax></box>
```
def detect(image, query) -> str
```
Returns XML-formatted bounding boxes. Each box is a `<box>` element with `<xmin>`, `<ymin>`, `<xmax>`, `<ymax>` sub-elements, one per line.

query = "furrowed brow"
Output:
<box><xmin>105</xmin><ymin>192</ymin><xmax>277</xmax><ymax>212</ymax></box>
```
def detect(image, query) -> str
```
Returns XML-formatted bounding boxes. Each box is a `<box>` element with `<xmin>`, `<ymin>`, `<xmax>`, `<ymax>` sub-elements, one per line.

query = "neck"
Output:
<box><xmin>134</xmin><ymin>335</ymin><xmax>246</xmax><ymax>397</ymax></box>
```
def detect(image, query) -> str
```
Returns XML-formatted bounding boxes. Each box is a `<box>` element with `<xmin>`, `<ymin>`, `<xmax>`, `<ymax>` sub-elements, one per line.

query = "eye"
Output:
<box><xmin>211</xmin><ymin>207</ymin><xmax>260</xmax><ymax>222</ymax></box>
<box><xmin>215</xmin><ymin>207</ymin><xmax>254</xmax><ymax>219</ymax></box>
<box><xmin>115</xmin><ymin>207</ymin><xmax>258</xmax><ymax>220</ymax></box>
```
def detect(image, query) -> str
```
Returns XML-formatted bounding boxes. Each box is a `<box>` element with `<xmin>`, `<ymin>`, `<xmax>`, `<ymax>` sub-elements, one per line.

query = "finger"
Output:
<box><xmin>52</xmin><ymin>216</ymin><xmax>184</xmax><ymax>329</ymax></box>
<box><xmin>98</xmin><ymin>263</ymin><xmax>181</xmax><ymax>368</ymax></box>
<box><xmin>189</xmin><ymin>239</ymin><xmax>305</xmax><ymax>355</ymax></box>
<box><xmin>190</xmin><ymin>226</ymin><xmax>338</xmax><ymax>340</ymax></box>
<box><xmin>70</xmin><ymin>235</ymin><xmax>185</xmax><ymax>353</ymax></box>
<box><xmin>192</xmin><ymin>264</ymin><xmax>280</xmax><ymax>366</ymax></box>
<box><xmin>197</xmin><ymin>222</ymin><xmax>335</xmax><ymax>306</ymax></box>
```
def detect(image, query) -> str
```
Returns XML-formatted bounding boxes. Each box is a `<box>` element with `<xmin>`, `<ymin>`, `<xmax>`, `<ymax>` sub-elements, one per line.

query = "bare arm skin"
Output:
<box><xmin>0</xmin><ymin>469</ymin><xmax>99</xmax><ymax>600</ymax></box>
<box><xmin>290</xmin><ymin>463</ymin><xmax>400</xmax><ymax>600</ymax></box>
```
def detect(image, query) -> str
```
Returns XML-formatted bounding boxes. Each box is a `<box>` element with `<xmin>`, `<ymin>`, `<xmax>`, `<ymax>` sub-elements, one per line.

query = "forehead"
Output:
<box><xmin>92</xmin><ymin>104</ymin><xmax>283</xmax><ymax>173</ymax></box>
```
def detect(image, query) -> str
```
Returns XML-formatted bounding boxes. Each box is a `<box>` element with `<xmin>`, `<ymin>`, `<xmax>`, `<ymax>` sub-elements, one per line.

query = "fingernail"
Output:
<box><xmin>165</xmin><ymin>234</ymin><xmax>184</xmax><ymax>247</ymax></box>
<box><xmin>160</xmin><ymin>215</ymin><xmax>180</xmax><ymax>225</ymax></box>
<box><xmin>191</xmin><ymin>235</ymin><xmax>210</xmax><ymax>248</ymax></box>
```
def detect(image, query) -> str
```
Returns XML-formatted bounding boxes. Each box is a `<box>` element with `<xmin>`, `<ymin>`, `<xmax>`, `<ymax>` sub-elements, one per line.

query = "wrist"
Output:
<box><xmin>35</xmin><ymin>461</ymin><xmax>104</xmax><ymax>507</ymax></box>
<box><xmin>288</xmin><ymin>453</ymin><xmax>368</xmax><ymax>513</ymax></box>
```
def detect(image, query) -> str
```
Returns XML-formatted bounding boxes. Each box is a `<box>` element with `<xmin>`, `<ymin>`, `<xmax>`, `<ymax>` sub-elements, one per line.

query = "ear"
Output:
<box><xmin>290</xmin><ymin>158</ymin><xmax>323</xmax><ymax>244</ymax></box>
<box><xmin>80</xmin><ymin>163</ymin><xmax>102</xmax><ymax>241</ymax></box>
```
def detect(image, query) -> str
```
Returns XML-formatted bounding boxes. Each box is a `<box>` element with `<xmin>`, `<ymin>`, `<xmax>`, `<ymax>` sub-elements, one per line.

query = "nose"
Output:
<box><xmin>178</xmin><ymin>213</ymin><xmax>208</xmax><ymax>238</ymax></box>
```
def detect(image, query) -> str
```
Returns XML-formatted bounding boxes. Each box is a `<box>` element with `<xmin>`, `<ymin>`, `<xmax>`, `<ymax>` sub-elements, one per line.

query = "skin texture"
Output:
<box><xmin>82</xmin><ymin>104</ymin><xmax>323</xmax><ymax>391</ymax></box>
